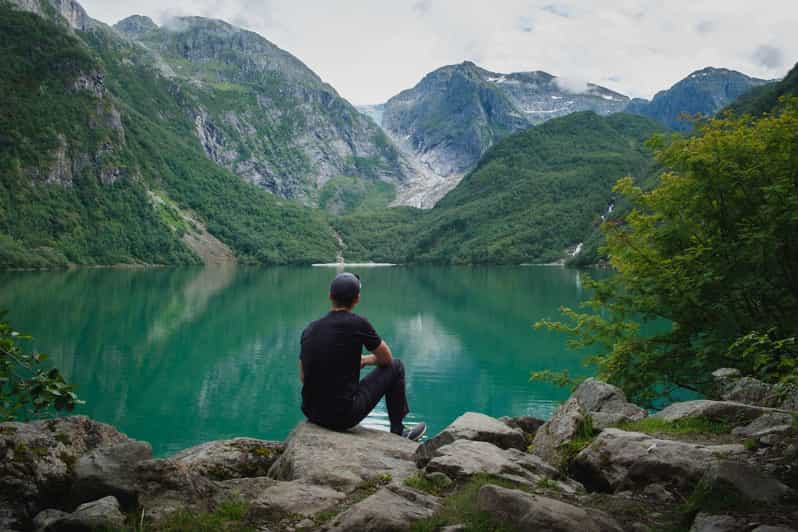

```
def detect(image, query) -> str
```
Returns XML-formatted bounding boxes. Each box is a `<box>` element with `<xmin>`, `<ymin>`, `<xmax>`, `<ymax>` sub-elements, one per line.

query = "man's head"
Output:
<box><xmin>329</xmin><ymin>272</ymin><xmax>361</xmax><ymax>309</ymax></box>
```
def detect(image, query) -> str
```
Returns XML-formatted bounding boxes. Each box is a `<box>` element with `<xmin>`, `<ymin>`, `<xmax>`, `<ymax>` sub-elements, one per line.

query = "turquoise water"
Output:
<box><xmin>0</xmin><ymin>265</ymin><xmax>595</xmax><ymax>456</ymax></box>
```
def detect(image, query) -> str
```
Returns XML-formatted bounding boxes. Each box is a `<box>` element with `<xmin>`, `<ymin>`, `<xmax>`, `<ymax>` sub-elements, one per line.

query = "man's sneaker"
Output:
<box><xmin>401</xmin><ymin>422</ymin><xmax>427</xmax><ymax>441</ymax></box>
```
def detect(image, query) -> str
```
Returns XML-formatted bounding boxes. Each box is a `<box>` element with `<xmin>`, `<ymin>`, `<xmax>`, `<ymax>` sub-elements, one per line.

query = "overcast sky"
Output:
<box><xmin>80</xmin><ymin>0</ymin><xmax>798</xmax><ymax>105</ymax></box>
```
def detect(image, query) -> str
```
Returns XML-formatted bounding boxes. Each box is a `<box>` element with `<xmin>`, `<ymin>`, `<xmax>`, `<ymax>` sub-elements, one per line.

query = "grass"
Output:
<box><xmin>616</xmin><ymin>416</ymin><xmax>733</xmax><ymax>436</ymax></box>
<box><xmin>404</xmin><ymin>473</ymin><xmax>453</xmax><ymax>497</ymax></box>
<box><xmin>141</xmin><ymin>499</ymin><xmax>253</xmax><ymax>532</ymax></box>
<box><xmin>410</xmin><ymin>475</ymin><xmax>521</xmax><ymax>532</ymax></box>
<box><xmin>557</xmin><ymin>415</ymin><xmax>598</xmax><ymax>471</ymax></box>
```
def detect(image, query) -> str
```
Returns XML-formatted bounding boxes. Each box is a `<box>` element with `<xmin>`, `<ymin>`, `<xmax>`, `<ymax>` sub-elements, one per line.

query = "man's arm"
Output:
<box><xmin>361</xmin><ymin>341</ymin><xmax>393</xmax><ymax>368</ymax></box>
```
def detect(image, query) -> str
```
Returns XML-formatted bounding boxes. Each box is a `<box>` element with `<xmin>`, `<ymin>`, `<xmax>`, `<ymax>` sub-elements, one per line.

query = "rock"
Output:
<box><xmin>642</xmin><ymin>483</ymin><xmax>675</xmax><ymax>503</ymax></box>
<box><xmin>439</xmin><ymin>526</ymin><xmax>467</xmax><ymax>532</ymax></box>
<box><xmin>773</xmin><ymin>383</ymin><xmax>798</xmax><ymax>411</ymax></box>
<box><xmin>573</xmin><ymin>378</ymin><xmax>647</xmax><ymax>428</ymax></box>
<box><xmin>722</xmin><ymin>377</ymin><xmax>774</xmax><ymax>405</ymax></box>
<box><xmin>653</xmin><ymin>400</ymin><xmax>787</xmax><ymax>424</ymax></box>
<box><xmin>712</xmin><ymin>368</ymin><xmax>742</xmax><ymax>379</ymax></box>
<box><xmin>268</xmin><ymin>421</ymin><xmax>418</xmax><ymax>493</ymax></box>
<box><xmin>477</xmin><ymin>484</ymin><xmax>622</xmax><ymax>532</ymax></box>
<box><xmin>689</xmin><ymin>513</ymin><xmax>741</xmax><ymax>532</ymax></box>
<box><xmin>531</xmin><ymin>397</ymin><xmax>589</xmax><ymax>466</ymax></box>
<box><xmin>72</xmin><ymin>440</ymin><xmax>152</xmax><ymax>508</ymax></box>
<box><xmin>415</xmin><ymin>412</ymin><xmax>526</xmax><ymax>467</ymax></box>
<box><xmin>499</xmin><ymin>416</ymin><xmax>545</xmax><ymax>435</ymax></box>
<box><xmin>32</xmin><ymin>509</ymin><xmax>69</xmax><ymax>532</ymax></box>
<box><xmin>325</xmin><ymin>484</ymin><xmax>439</xmax><ymax>531</ymax></box>
<box><xmin>699</xmin><ymin>460</ymin><xmax>794</xmax><ymax>505</ymax></box>
<box><xmin>135</xmin><ymin>458</ymin><xmax>217</xmax><ymax>521</ymax></box>
<box><xmin>0</xmin><ymin>416</ymin><xmax>138</xmax><ymax>524</ymax></box>
<box><xmin>170</xmin><ymin>438</ymin><xmax>283</xmax><ymax>480</ymax></box>
<box><xmin>731</xmin><ymin>413</ymin><xmax>793</xmax><ymax>438</ymax></box>
<box><xmin>53</xmin><ymin>496</ymin><xmax>126</xmax><ymax>531</ymax></box>
<box><xmin>751</xmin><ymin>527</ymin><xmax>798</xmax><ymax>532</ymax></box>
<box><xmin>571</xmin><ymin>428</ymin><xmax>746</xmax><ymax>494</ymax></box>
<box><xmin>423</xmin><ymin>471</ymin><xmax>452</xmax><ymax>488</ymax></box>
<box><xmin>425</xmin><ymin>440</ymin><xmax>579</xmax><ymax>492</ymax></box>
<box><xmin>246</xmin><ymin>480</ymin><xmax>344</xmax><ymax>519</ymax></box>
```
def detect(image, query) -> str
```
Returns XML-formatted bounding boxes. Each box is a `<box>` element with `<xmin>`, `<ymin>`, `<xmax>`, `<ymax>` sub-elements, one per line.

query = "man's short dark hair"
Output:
<box><xmin>330</xmin><ymin>272</ymin><xmax>361</xmax><ymax>307</ymax></box>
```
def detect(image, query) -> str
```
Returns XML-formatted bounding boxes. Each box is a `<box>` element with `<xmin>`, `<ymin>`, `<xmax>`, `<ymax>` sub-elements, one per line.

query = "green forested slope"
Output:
<box><xmin>334</xmin><ymin>112</ymin><xmax>664</xmax><ymax>264</ymax></box>
<box><xmin>0</xmin><ymin>3</ymin><xmax>338</xmax><ymax>268</ymax></box>
<box><xmin>727</xmin><ymin>62</ymin><xmax>798</xmax><ymax>116</ymax></box>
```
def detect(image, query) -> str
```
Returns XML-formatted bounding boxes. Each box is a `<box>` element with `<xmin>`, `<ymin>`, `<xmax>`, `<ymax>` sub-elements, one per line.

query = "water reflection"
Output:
<box><xmin>0</xmin><ymin>266</ymin><xmax>593</xmax><ymax>456</ymax></box>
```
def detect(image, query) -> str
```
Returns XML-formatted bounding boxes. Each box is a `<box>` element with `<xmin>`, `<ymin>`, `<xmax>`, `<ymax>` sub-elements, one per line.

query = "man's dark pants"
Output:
<box><xmin>305</xmin><ymin>359</ymin><xmax>410</xmax><ymax>435</ymax></box>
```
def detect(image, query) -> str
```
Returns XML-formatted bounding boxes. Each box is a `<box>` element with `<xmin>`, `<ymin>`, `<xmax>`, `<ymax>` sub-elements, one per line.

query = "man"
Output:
<box><xmin>299</xmin><ymin>272</ymin><xmax>426</xmax><ymax>440</ymax></box>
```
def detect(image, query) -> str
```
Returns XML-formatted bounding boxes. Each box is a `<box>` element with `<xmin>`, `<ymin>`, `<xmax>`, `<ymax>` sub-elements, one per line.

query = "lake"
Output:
<box><xmin>0</xmin><ymin>265</ymin><xmax>595</xmax><ymax>456</ymax></box>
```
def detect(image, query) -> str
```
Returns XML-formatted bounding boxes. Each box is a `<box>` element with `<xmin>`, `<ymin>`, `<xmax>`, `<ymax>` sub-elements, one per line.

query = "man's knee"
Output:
<box><xmin>391</xmin><ymin>358</ymin><xmax>405</xmax><ymax>376</ymax></box>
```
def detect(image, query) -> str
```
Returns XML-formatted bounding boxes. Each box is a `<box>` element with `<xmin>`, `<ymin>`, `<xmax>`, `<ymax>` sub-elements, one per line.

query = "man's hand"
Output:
<box><xmin>361</xmin><ymin>354</ymin><xmax>377</xmax><ymax>368</ymax></box>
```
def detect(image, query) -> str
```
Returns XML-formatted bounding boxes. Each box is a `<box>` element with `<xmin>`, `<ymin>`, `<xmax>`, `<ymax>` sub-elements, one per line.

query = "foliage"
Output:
<box><xmin>140</xmin><ymin>499</ymin><xmax>253</xmax><ymax>532</ymax></box>
<box><xmin>410</xmin><ymin>474</ymin><xmax>520</xmax><ymax>532</ymax></box>
<box><xmin>0</xmin><ymin>315</ymin><xmax>82</xmax><ymax>421</ymax></box>
<box><xmin>727</xmin><ymin>62</ymin><xmax>798</xmax><ymax>117</ymax></box>
<box><xmin>404</xmin><ymin>473</ymin><xmax>452</xmax><ymax>497</ymax></box>
<box><xmin>536</xmin><ymin>102</ymin><xmax>798</xmax><ymax>405</ymax></box>
<box><xmin>336</xmin><ymin>112</ymin><xmax>663</xmax><ymax>264</ymax></box>
<box><xmin>616</xmin><ymin>417</ymin><xmax>732</xmax><ymax>436</ymax></box>
<box><xmin>318</xmin><ymin>175</ymin><xmax>395</xmax><ymax>215</ymax></box>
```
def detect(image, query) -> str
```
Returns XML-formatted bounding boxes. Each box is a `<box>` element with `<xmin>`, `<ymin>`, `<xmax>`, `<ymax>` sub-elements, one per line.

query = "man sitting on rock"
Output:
<box><xmin>299</xmin><ymin>272</ymin><xmax>426</xmax><ymax>440</ymax></box>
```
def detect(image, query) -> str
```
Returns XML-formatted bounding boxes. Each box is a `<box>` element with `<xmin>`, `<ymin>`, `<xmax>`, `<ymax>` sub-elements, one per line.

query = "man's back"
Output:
<box><xmin>300</xmin><ymin>310</ymin><xmax>381</xmax><ymax>423</ymax></box>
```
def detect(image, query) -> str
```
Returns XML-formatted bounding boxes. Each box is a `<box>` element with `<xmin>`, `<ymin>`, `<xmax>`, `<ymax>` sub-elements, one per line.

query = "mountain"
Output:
<box><xmin>333</xmin><ymin>112</ymin><xmax>664</xmax><ymax>265</ymax></box>
<box><xmin>374</xmin><ymin>61</ymin><xmax>629</xmax><ymax>207</ymax></box>
<box><xmin>1</xmin><ymin>0</ymin><xmax>339</xmax><ymax>268</ymax></box>
<box><xmin>727</xmin><ymin>62</ymin><xmax>798</xmax><ymax>116</ymax></box>
<box><xmin>624</xmin><ymin>67</ymin><xmax>771</xmax><ymax>131</ymax></box>
<box><xmin>112</xmin><ymin>15</ymin><xmax>414</xmax><ymax>208</ymax></box>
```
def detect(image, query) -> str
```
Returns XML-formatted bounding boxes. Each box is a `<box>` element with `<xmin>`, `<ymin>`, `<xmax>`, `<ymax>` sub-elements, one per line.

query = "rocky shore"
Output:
<box><xmin>1</xmin><ymin>371</ymin><xmax>796</xmax><ymax>531</ymax></box>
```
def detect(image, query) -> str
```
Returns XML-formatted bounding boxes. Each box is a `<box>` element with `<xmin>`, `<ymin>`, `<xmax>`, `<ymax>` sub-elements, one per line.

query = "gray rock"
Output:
<box><xmin>325</xmin><ymin>485</ymin><xmax>439</xmax><ymax>531</ymax></box>
<box><xmin>423</xmin><ymin>471</ymin><xmax>452</xmax><ymax>488</ymax></box>
<box><xmin>751</xmin><ymin>527</ymin><xmax>798</xmax><ymax>532</ymax></box>
<box><xmin>135</xmin><ymin>458</ymin><xmax>217</xmax><ymax>521</ymax></box>
<box><xmin>170</xmin><ymin>438</ymin><xmax>283</xmax><ymax>480</ymax></box>
<box><xmin>712</xmin><ymin>368</ymin><xmax>742</xmax><ymax>379</ymax></box>
<box><xmin>773</xmin><ymin>383</ymin><xmax>798</xmax><ymax>411</ymax></box>
<box><xmin>700</xmin><ymin>460</ymin><xmax>793</xmax><ymax>505</ymax></box>
<box><xmin>653</xmin><ymin>400</ymin><xmax>787</xmax><ymax>424</ymax></box>
<box><xmin>572</xmin><ymin>428</ymin><xmax>746</xmax><ymax>494</ymax></box>
<box><xmin>425</xmin><ymin>440</ymin><xmax>579</xmax><ymax>493</ymax></box>
<box><xmin>268</xmin><ymin>421</ymin><xmax>418</xmax><ymax>492</ymax></box>
<box><xmin>32</xmin><ymin>509</ymin><xmax>69</xmax><ymax>532</ymax></box>
<box><xmin>642</xmin><ymin>483</ymin><xmax>675</xmax><ymax>503</ymax></box>
<box><xmin>723</xmin><ymin>377</ymin><xmax>774</xmax><ymax>406</ymax></box>
<box><xmin>499</xmin><ymin>416</ymin><xmax>545</xmax><ymax>435</ymax></box>
<box><xmin>0</xmin><ymin>416</ymin><xmax>137</xmax><ymax>524</ymax></box>
<box><xmin>57</xmin><ymin>496</ymin><xmax>126</xmax><ymax>531</ymax></box>
<box><xmin>573</xmin><ymin>378</ymin><xmax>647</xmax><ymax>428</ymax></box>
<box><xmin>689</xmin><ymin>513</ymin><xmax>741</xmax><ymax>532</ymax></box>
<box><xmin>731</xmin><ymin>413</ymin><xmax>793</xmax><ymax>438</ymax></box>
<box><xmin>247</xmin><ymin>480</ymin><xmax>344</xmax><ymax>519</ymax></box>
<box><xmin>213</xmin><ymin>476</ymin><xmax>279</xmax><ymax>503</ymax></box>
<box><xmin>439</xmin><ymin>526</ymin><xmax>467</xmax><ymax>532</ymax></box>
<box><xmin>72</xmin><ymin>440</ymin><xmax>152</xmax><ymax>507</ymax></box>
<box><xmin>415</xmin><ymin>412</ymin><xmax>526</xmax><ymax>467</ymax></box>
<box><xmin>531</xmin><ymin>397</ymin><xmax>589</xmax><ymax>466</ymax></box>
<box><xmin>477</xmin><ymin>484</ymin><xmax>622</xmax><ymax>532</ymax></box>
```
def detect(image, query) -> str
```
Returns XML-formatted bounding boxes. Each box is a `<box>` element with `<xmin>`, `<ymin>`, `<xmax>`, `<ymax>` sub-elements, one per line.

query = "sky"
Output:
<box><xmin>79</xmin><ymin>0</ymin><xmax>798</xmax><ymax>105</ymax></box>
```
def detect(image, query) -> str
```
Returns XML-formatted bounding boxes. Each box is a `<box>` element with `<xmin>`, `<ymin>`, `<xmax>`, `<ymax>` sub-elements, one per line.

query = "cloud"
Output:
<box><xmin>752</xmin><ymin>45</ymin><xmax>784</xmax><ymax>69</ymax></box>
<box><xmin>78</xmin><ymin>0</ymin><xmax>798</xmax><ymax>104</ymax></box>
<box><xmin>554</xmin><ymin>75</ymin><xmax>589</xmax><ymax>94</ymax></box>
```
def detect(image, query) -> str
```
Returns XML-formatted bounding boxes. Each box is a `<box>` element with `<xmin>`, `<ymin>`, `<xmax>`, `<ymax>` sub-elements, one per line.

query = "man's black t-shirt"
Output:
<box><xmin>300</xmin><ymin>310</ymin><xmax>381</xmax><ymax>424</ymax></box>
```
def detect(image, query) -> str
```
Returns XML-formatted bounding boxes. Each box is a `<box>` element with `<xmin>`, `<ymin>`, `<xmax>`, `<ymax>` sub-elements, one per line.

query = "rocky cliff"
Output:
<box><xmin>625</xmin><ymin>67</ymin><xmax>772</xmax><ymax>131</ymax></box>
<box><xmin>376</xmin><ymin>61</ymin><xmax>629</xmax><ymax>206</ymax></box>
<box><xmin>113</xmin><ymin>15</ymin><xmax>415</xmax><ymax>207</ymax></box>
<box><xmin>2</xmin><ymin>373</ymin><xmax>795</xmax><ymax>531</ymax></box>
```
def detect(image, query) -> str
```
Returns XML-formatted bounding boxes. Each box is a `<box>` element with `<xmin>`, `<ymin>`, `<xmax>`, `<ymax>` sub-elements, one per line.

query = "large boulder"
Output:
<box><xmin>134</xmin><ymin>458</ymin><xmax>217</xmax><ymax>522</ymax></box>
<box><xmin>689</xmin><ymin>513</ymin><xmax>742</xmax><ymax>532</ymax></box>
<box><xmin>653</xmin><ymin>400</ymin><xmax>788</xmax><ymax>424</ymax></box>
<box><xmin>325</xmin><ymin>484</ymin><xmax>439</xmax><ymax>531</ymax></box>
<box><xmin>0</xmin><ymin>416</ymin><xmax>137</xmax><ymax>527</ymax></box>
<box><xmin>425</xmin><ymin>440</ymin><xmax>579</xmax><ymax>492</ymax></box>
<box><xmin>731</xmin><ymin>413</ymin><xmax>794</xmax><ymax>439</ymax></box>
<box><xmin>477</xmin><ymin>484</ymin><xmax>622</xmax><ymax>532</ymax></box>
<box><xmin>712</xmin><ymin>369</ymin><xmax>798</xmax><ymax>411</ymax></box>
<box><xmin>571</xmin><ymin>428</ymin><xmax>746</xmax><ymax>494</ymax></box>
<box><xmin>573</xmin><ymin>378</ymin><xmax>647</xmax><ymax>428</ymax></box>
<box><xmin>245</xmin><ymin>479</ymin><xmax>345</xmax><ymax>520</ymax></box>
<box><xmin>531</xmin><ymin>397</ymin><xmax>589</xmax><ymax>466</ymax></box>
<box><xmin>499</xmin><ymin>416</ymin><xmax>545</xmax><ymax>436</ymax></box>
<box><xmin>699</xmin><ymin>460</ymin><xmax>794</xmax><ymax>505</ymax></box>
<box><xmin>170</xmin><ymin>438</ymin><xmax>283</xmax><ymax>480</ymax></box>
<box><xmin>268</xmin><ymin>421</ymin><xmax>418</xmax><ymax>492</ymax></box>
<box><xmin>415</xmin><ymin>412</ymin><xmax>526</xmax><ymax>467</ymax></box>
<box><xmin>71</xmin><ymin>440</ymin><xmax>152</xmax><ymax>508</ymax></box>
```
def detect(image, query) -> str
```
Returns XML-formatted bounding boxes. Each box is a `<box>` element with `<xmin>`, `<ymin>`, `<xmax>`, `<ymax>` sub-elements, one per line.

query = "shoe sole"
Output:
<box><xmin>409</xmin><ymin>424</ymin><xmax>427</xmax><ymax>441</ymax></box>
